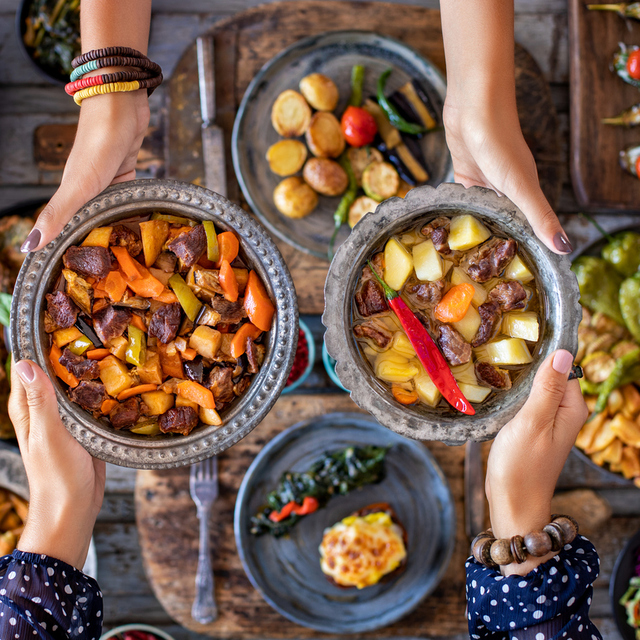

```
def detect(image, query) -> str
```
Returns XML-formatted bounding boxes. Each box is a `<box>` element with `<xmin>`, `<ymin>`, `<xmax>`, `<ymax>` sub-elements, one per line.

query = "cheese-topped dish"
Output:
<box><xmin>319</xmin><ymin>506</ymin><xmax>407</xmax><ymax>589</ymax></box>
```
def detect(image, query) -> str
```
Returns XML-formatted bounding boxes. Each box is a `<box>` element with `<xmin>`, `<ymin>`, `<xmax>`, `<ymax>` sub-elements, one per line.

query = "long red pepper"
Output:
<box><xmin>268</xmin><ymin>496</ymin><xmax>319</xmax><ymax>522</ymax></box>
<box><xmin>368</xmin><ymin>262</ymin><xmax>475</xmax><ymax>416</ymax></box>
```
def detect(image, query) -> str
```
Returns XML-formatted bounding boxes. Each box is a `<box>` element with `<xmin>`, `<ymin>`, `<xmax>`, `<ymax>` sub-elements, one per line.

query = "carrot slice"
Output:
<box><xmin>86</xmin><ymin>348</ymin><xmax>111</xmax><ymax>360</ymax></box>
<box><xmin>101</xmin><ymin>399</ymin><xmax>118</xmax><ymax>414</ymax></box>
<box><xmin>154</xmin><ymin>288</ymin><xmax>179</xmax><ymax>304</ymax></box>
<box><xmin>181</xmin><ymin>347</ymin><xmax>197</xmax><ymax>361</ymax></box>
<box><xmin>197</xmin><ymin>255</ymin><xmax>215</xmax><ymax>269</ymax></box>
<box><xmin>117</xmin><ymin>384</ymin><xmax>158</xmax><ymax>401</ymax></box>
<box><xmin>93</xmin><ymin>299</ymin><xmax>109</xmax><ymax>313</ymax></box>
<box><xmin>130</xmin><ymin>314</ymin><xmax>147</xmax><ymax>333</ymax></box>
<box><xmin>176</xmin><ymin>380</ymin><xmax>215</xmax><ymax>410</ymax></box>
<box><xmin>125</xmin><ymin>263</ymin><xmax>165</xmax><ymax>298</ymax></box>
<box><xmin>111</xmin><ymin>246</ymin><xmax>143</xmax><ymax>281</ymax></box>
<box><xmin>244</xmin><ymin>271</ymin><xmax>275</xmax><ymax>331</ymax></box>
<box><xmin>214</xmin><ymin>232</ymin><xmax>239</xmax><ymax>268</ymax></box>
<box><xmin>219</xmin><ymin>259</ymin><xmax>239</xmax><ymax>302</ymax></box>
<box><xmin>434</xmin><ymin>283</ymin><xmax>475</xmax><ymax>323</ymax></box>
<box><xmin>392</xmin><ymin>384</ymin><xmax>419</xmax><ymax>405</ymax></box>
<box><xmin>49</xmin><ymin>344</ymin><xmax>79</xmax><ymax>388</ymax></box>
<box><xmin>230</xmin><ymin>323</ymin><xmax>262</xmax><ymax>358</ymax></box>
<box><xmin>93</xmin><ymin>288</ymin><xmax>109</xmax><ymax>299</ymax></box>
<box><xmin>104</xmin><ymin>270</ymin><xmax>128</xmax><ymax>303</ymax></box>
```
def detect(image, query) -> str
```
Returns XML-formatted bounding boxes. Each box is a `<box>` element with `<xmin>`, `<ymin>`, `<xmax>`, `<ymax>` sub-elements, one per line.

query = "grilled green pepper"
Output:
<box><xmin>620</xmin><ymin>274</ymin><xmax>640</xmax><ymax>341</ymax></box>
<box><xmin>602</xmin><ymin>231</ymin><xmax>640</xmax><ymax>276</ymax></box>
<box><xmin>593</xmin><ymin>347</ymin><xmax>640</xmax><ymax>415</ymax></box>
<box><xmin>572</xmin><ymin>256</ymin><xmax>625</xmax><ymax>325</ymax></box>
<box><xmin>68</xmin><ymin>335</ymin><xmax>93</xmax><ymax>356</ymax></box>
<box><xmin>169</xmin><ymin>273</ymin><xmax>203</xmax><ymax>322</ymax></box>
<box><xmin>602</xmin><ymin>103</ymin><xmax>640</xmax><ymax>127</ymax></box>
<box><xmin>130</xmin><ymin>419</ymin><xmax>161</xmax><ymax>436</ymax></box>
<box><xmin>328</xmin><ymin>155</ymin><xmax>358</xmax><ymax>259</ymax></box>
<box><xmin>619</xmin><ymin>144</ymin><xmax>640</xmax><ymax>177</ymax></box>
<box><xmin>202</xmin><ymin>221</ymin><xmax>219</xmax><ymax>263</ymax></box>
<box><xmin>377</xmin><ymin>69</ymin><xmax>427</xmax><ymax>135</ymax></box>
<box><xmin>587</xmin><ymin>2</ymin><xmax>640</xmax><ymax>18</ymax></box>
<box><xmin>348</xmin><ymin>64</ymin><xmax>365</xmax><ymax>107</ymax></box>
<box><xmin>125</xmin><ymin>324</ymin><xmax>146</xmax><ymax>367</ymax></box>
<box><xmin>613</xmin><ymin>44</ymin><xmax>640</xmax><ymax>89</ymax></box>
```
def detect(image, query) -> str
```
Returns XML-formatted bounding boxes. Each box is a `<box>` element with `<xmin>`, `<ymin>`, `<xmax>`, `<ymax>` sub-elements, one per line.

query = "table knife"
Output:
<box><xmin>196</xmin><ymin>35</ymin><xmax>227</xmax><ymax>197</ymax></box>
<box><xmin>464</xmin><ymin>440</ymin><xmax>485</xmax><ymax>540</ymax></box>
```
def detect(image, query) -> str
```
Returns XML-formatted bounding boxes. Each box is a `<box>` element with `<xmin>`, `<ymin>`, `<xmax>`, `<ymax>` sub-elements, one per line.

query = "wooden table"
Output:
<box><xmin>0</xmin><ymin>1</ymin><xmax>638</xmax><ymax>639</ymax></box>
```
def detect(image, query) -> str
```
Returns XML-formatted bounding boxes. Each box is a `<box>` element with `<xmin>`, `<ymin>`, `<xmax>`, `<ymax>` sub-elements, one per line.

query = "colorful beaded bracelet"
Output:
<box><xmin>73</xmin><ymin>76</ymin><xmax>163</xmax><ymax>105</ymax></box>
<box><xmin>71</xmin><ymin>47</ymin><xmax>147</xmax><ymax>68</ymax></box>
<box><xmin>470</xmin><ymin>514</ymin><xmax>579</xmax><ymax>568</ymax></box>
<box><xmin>65</xmin><ymin>70</ymin><xmax>155</xmax><ymax>95</ymax></box>
<box><xmin>70</xmin><ymin>56</ymin><xmax>162</xmax><ymax>82</ymax></box>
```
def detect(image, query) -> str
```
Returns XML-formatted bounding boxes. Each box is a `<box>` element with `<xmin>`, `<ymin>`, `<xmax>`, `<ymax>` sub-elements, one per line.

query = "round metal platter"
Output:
<box><xmin>232</xmin><ymin>30</ymin><xmax>452</xmax><ymax>261</ymax></box>
<box><xmin>234</xmin><ymin>412</ymin><xmax>455</xmax><ymax>633</ymax></box>
<box><xmin>610</xmin><ymin>528</ymin><xmax>640</xmax><ymax>640</ymax></box>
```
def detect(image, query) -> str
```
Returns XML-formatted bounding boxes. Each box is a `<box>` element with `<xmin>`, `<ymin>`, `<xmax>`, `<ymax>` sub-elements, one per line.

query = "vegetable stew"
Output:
<box><xmin>44</xmin><ymin>214</ymin><xmax>275</xmax><ymax>437</ymax></box>
<box><xmin>352</xmin><ymin>214</ymin><xmax>542</xmax><ymax>410</ymax></box>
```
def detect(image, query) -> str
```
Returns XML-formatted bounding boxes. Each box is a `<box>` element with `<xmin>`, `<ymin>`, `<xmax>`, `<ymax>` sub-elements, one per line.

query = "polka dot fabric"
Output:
<box><xmin>0</xmin><ymin>551</ymin><xmax>102</xmax><ymax>639</ymax></box>
<box><xmin>466</xmin><ymin>535</ymin><xmax>602</xmax><ymax>640</ymax></box>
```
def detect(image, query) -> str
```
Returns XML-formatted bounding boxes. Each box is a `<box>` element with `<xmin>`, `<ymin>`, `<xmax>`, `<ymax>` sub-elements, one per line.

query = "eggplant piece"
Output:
<box><xmin>407</xmin><ymin>79</ymin><xmax>439</xmax><ymax>129</ymax></box>
<box><xmin>74</xmin><ymin>316</ymin><xmax>102</xmax><ymax>348</ymax></box>
<box><xmin>113</xmin><ymin>292</ymin><xmax>151</xmax><ymax>310</ymax></box>
<box><xmin>363</xmin><ymin>99</ymin><xmax>402</xmax><ymax>149</ymax></box>
<box><xmin>375</xmin><ymin>138</ymin><xmax>416</xmax><ymax>186</ymax></box>
<box><xmin>387</xmin><ymin>93</ymin><xmax>424</xmax><ymax>134</ymax></box>
<box><xmin>183</xmin><ymin>357</ymin><xmax>204</xmax><ymax>384</ymax></box>
<box><xmin>398</xmin><ymin>135</ymin><xmax>430</xmax><ymax>183</ymax></box>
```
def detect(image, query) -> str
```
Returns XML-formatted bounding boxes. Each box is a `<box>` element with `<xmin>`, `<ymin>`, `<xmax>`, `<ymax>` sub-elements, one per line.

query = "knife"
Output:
<box><xmin>464</xmin><ymin>440</ymin><xmax>486</xmax><ymax>540</ymax></box>
<box><xmin>196</xmin><ymin>35</ymin><xmax>227</xmax><ymax>197</ymax></box>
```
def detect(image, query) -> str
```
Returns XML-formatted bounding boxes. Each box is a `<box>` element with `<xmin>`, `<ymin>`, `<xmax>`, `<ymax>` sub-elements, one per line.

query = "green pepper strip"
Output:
<box><xmin>125</xmin><ymin>324</ymin><xmax>147</xmax><ymax>367</ymax></box>
<box><xmin>592</xmin><ymin>347</ymin><xmax>640</xmax><ymax>416</ymax></box>
<box><xmin>348</xmin><ymin>65</ymin><xmax>365</xmax><ymax>107</ymax></box>
<box><xmin>376</xmin><ymin>69</ymin><xmax>427</xmax><ymax>135</ymax></box>
<box><xmin>203</xmin><ymin>220</ymin><xmax>220</xmax><ymax>263</ymax></box>
<box><xmin>328</xmin><ymin>156</ymin><xmax>358</xmax><ymax>259</ymax></box>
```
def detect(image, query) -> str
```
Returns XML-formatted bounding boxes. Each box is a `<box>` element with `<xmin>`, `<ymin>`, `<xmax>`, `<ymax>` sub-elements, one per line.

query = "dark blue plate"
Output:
<box><xmin>234</xmin><ymin>412</ymin><xmax>455</xmax><ymax>633</ymax></box>
<box><xmin>611</xmin><ymin>528</ymin><xmax>640</xmax><ymax>640</ymax></box>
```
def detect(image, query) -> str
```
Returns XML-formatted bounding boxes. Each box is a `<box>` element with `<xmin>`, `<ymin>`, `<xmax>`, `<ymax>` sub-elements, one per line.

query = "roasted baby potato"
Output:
<box><xmin>348</xmin><ymin>195</ymin><xmax>378</xmax><ymax>228</ymax></box>
<box><xmin>362</xmin><ymin>162</ymin><xmax>400</xmax><ymax>202</ymax></box>
<box><xmin>347</xmin><ymin>146</ymin><xmax>384</xmax><ymax>186</ymax></box>
<box><xmin>299</xmin><ymin>73</ymin><xmax>339</xmax><ymax>111</ymax></box>
<box><xmin>305</xmin><ymin>112</ymin><xmax>345</xmax><ymax>158</ymax></box>
<box><xmin>302</xmin><ymin>158</ymin><xmax>348</xmax><ymax>196</ymax></box>
<box><xmin>273</xmin><ymin>176</ymin><xmax>319</xmax><ymax>218</ymax></box>
<box><xmin>266</xmin><ymin>140</ymin><xmax>308</xmax><ymax>176</ymax></box>
<box><xmin>271</xmin><ymin>90</ymin><xmax>312</xmax><ymax>137</ymax></box>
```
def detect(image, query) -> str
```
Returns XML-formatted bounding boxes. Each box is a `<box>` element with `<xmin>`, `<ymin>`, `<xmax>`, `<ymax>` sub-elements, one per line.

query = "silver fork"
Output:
<box><xmin>189</xmin><ymin>456</ymin><xmax>219</xmax><ymax>624</ymax></box>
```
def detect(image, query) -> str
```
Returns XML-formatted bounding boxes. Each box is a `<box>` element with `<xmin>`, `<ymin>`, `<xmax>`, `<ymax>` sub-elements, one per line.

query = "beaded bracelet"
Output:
<box><xmin>71</xmin><ymin>47</ymin><xmax>147</xmax><ymax>68</ymax></box>
<box><xmin>73</xmin><ymin>75</ymin><xmax>163</xmax><ymax>105</ymax></box>
<box><xmin>65</xmin><ymin>70</ymin><xmax>156</xmax><ymax>95</ymax></box>
<box><xmin>70</xmin><ymin>56</ymin><xmax>162</xmax><ymax>82</ymax></box>
<box><xmin>471</xmin><ymin>514</ymin><xmax>579</xmax><ymax>568</ymax></box>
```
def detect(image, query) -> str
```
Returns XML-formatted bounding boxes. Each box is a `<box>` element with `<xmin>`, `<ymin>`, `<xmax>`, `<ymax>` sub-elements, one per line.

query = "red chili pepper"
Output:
<box><xmin>367</xmin><ymin>262</ymin><xmax>475</xmax><ymax>415</ymax></box>
<box><xmin>268</xmin><ymin>496</ymin><xmax>320</xmax><ymax>522</ymax></box>
<box><xmin>294</xmin><ymin>496</ymin><xmax>319</xmax><ymax>515</ymax></box>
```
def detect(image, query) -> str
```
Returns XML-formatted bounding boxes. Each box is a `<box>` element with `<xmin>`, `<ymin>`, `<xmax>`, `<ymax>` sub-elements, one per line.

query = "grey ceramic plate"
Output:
<box><xmin>232</xmin><ymin>30</ymin><xmax>452</xmax><ymax>261</ymax></box>
<box><xmin>234</xmin><ymin>412</ymin><xmax>455</xmax><ymax>633</ymax></box>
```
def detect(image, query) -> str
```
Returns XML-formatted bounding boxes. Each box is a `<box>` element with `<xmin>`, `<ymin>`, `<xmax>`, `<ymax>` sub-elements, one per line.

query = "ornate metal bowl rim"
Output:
<box><xmin>11</xmin><ymin>179</ymin><xmax>298</xmax><ymax>469</ymax></box>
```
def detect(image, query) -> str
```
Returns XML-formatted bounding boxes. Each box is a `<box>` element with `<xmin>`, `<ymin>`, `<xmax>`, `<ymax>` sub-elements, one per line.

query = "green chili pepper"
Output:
<box><xmin>613</xmin><ymin>44</ymin><xmax>640</xmax><ymax>89</ymax></box>
<box><xmin>348</xmin><ymin>65</ymin><xmax>365</xmax><ymax>107</ymax></box>
<box><xmin>602</xmin><ymin>103</ymin><xmax>640</xmax><ymax>127</ymax></box>
<box><xmin>587</xmin><ymin>2</ymin><xmax>640</xmax><ymax>18</ymax></box>
<box><xmin>130</xmin><ymin>419</ymin><xmax>161</xmax><ymax>436</ymax></box>
<box><xmin>328</xmin><ymin>156</ymin><xmax>358</xmax><ymax>259</ymax></box>
<box><xmin>169</xmin><ymin>273</ymin><xmax>203</xmax><ymax>322</ymax></box>
<box><xmin>602</xmin><ymin>231</ymin><xmax>640</xmax><ymax>277</ymax></box>
<box><xmin>125</xmin><ymin>324</ymin><xmax>147</xmax><ymax>367</ymax></box>
<box><xmin>203</xmin><ymin>221</ymin><xmax>219</xmax><ymax>263</ymax></box>
<box><xmin>5</xmin><ymin>357</ymin><xmax>10</xmax><ymax>385</ymax></box>
<box><xmin>376</xmin><ymin>69</ymin><xmax>427</xmax><ymax>135</ymax></box>
<box><xmin>572</xmin><ymin>256</ymin><xmax>626</xmax><ymax>326</ymax></box>
<box><xmin>579</xmin><ymin>378</ymin><xmax>602</xmax><ymax>395</ymax></box>
<box><xmin>68</xmin><ymin>335</ymin><xmax>93</xmax><ymax>356</ymax></box>
<box><xmin>620</xmin><ymin>274</ymin><xmax>640</xmax><ymax>341</ymax></box>
<box><xmin>593</xmin><ymin>347</ymin><xmax>640</xmax><ymax>415</ymax></box>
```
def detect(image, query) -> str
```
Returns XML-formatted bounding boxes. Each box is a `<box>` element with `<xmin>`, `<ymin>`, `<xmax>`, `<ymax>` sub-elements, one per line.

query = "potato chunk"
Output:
<box><xmin>302</xmin><ymin>158</ymin><xmax>348</xmax><ymax>196</ymax></box>
<box><xmin>299</xmin><ymin>73</ymin><xmax>339</xmax><ymax>111</ymax></box>
<box><xmin>415</xmin><ymin>374</ymin><xmax>441</xmax><ymax>407</ymax></box>
<box><xmin>82</xmin><ymin>226</ymin><xmax>113</xmax><ymax>249</ymax></box>
<box><xmin>139</xmin><ymin>220</ymin><xmax>170</xmax><ymax>268</ymax></box>
<box><xmin>450</xmin><ymin>267</ymin><xmax>487</xmax><ymax>306</ymax></box>
<box><xmin>448</xmin><ymin>214</ymin><xmax>491</xmax><ymax>251</ymax></box>
<box><xmin>474</xmin><ymin>338</ymin><xmax>532</xmax><ymax>365</ymax></box>
<box><xmin>348</xmin><ymin>196</ymin><xmax>378</xmax><ymax>228</ymax></box>
<box><xmin>452</xmin><ymin>305</ymin><xmax>481</xmax><ymax>343</ymax></box>
<box><xmin>384</xmin><ymin>237</ymin><xmax>414</xmax><ymax>291</ymax></box>
<box><xmin>502</xmin><ymin>312</ymin><xmax>539</xmax><ymax>342</ymax></box>
<box><xmin>99</xmin><ymin>355</ymin><xmax>134</xmax><ymax>397</ymax></box>
<box><xmin>273</xmin><ymin>177</ymin><xmax>318</xmax><ymax>219</ymax></box>
<box><xmin>271</xmin><ymin>89</ymin><xmax>312</xmax><ymax>137</ymax></box>
<box><xmin>305</xmin><ymin>112</ymin><xmax>345</xmax><ymax>158</ymax></box>
<box><xmin>412</xmin><ymin>239</ymin><xmax>443</xmax><ymax>282</ymax></box>
<box><xmin>458</xmin><ymin>382</ymin><xmax>491</xmax><ymax>403</ymax></box>
<box><xmin>189</xmin><ymin>326</ymin><xmax>222</xmax><ymax>360</ymax></box>
<box><xmin>141</xmin><ymin>390</ymin><xmax>175</xmax><ymax>416</ymax></box>
<box><xmin>504</xmin><ymin>254</ymin><xmax>534</xmax><ymax>283</ymax></box>
<box><xmin>200</xmin><ymin>406</ymin><xmax>223</xmax><ymax>426</ymax></box>
<box><xmin>266</xmin><ymin>140</ymin><xmax>308</xmax><ymax>177</ymax></box>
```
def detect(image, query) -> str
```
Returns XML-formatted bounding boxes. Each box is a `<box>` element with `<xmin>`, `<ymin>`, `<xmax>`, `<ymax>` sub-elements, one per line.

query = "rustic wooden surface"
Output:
<box><xmin>568</xmin><ymin>0</ymin><xmax>640</xmax><ymax>210</ymax></box>
<box><xmin>0</xmin><ymin>0</ymin><xmax>638</xmax><ymax>638</ymax></box>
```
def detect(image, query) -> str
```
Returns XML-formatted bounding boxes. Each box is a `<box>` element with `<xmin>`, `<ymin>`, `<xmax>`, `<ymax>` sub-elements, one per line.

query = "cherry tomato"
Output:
<box><xmin>628</xmin><ymin>50</ymin><xmax>640</xmax><ymax>80</ymax></box>
<box><xmin>340</xmin><ymin>106</ymin><xmax>378</xmax><ymax>147</ymax></box>
<box><xmin>635</xmin><ymin>155</ymin><xmax>640</xmax><ymax>178</ymax></box>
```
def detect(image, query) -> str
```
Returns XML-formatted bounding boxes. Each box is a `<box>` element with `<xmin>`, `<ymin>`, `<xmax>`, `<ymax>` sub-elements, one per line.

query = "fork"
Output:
<box><xmin>189</xmin><ymin>456</ymin><xmax>219</xmax><ymax>624</ymax></box>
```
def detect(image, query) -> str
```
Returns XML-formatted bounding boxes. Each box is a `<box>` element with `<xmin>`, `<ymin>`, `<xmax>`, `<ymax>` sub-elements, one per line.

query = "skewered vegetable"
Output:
<box><xmin>271</xmin><ymin>89</ymin><xmax>312</xmax><ymax>137</ymax></box>
<box><xmin>613</xmin><ymin>44</ymin><xmax>640</xmax><ymax>88</ymax></box>
<box><xmin>273</xmin><ymin>176</ymin><xmax>318</xmax><ymax>218</ymax></box>
<box><xmin>299</xmin><ymin>73</ymin><xmax>339</xmax><ymax>111</ymax></box>
<box><xmin>588</xmin><ymin>2</ymin><xmax>640</xmax><ymax>19</ymax></box>
<box><xmin>266</xmin><ymin>140</ymin><xmax>308</xmax><ymax>176</ymax></box>
<box><xmin>302</xmin><ymin>158</ymin><xmax>349</xmax><ymax>196</ymax></box>
<box><xmin>305</xmin><ymin>112</ymin><xmax>345</xmax><ymax>158</ymax></box>
<box><xmin>602</xmin><ymin>103</ymin><xmax>640</xmax><ymax>127</ymax></box>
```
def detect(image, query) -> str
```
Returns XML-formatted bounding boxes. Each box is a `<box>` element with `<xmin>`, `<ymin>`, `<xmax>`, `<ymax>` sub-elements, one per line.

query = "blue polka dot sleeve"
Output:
<box><xmin>0</xmin><ymin>550</ymin><xmax>103</xmax><ymax>639</ymax></box>
<box><xmin>466</xmin><ymin>534</ymin><xmax>602</xmax><ymax>640</ymax></box>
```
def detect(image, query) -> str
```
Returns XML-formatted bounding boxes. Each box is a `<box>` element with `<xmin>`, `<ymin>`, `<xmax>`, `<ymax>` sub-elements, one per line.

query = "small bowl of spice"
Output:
<box><xmin>283</xmin><ymin>318</ymin><xmax>315</xmax><ymax>393</ymax></box>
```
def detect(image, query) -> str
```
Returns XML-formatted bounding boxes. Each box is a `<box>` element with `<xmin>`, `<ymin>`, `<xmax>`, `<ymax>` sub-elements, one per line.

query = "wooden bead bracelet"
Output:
<box><xmin>72</xmin><ymin>75</ymin><xmax>164</xmax><ymax>105</ymax></box>
<box><xmin>65</xmin><ymin>70</ymin><xmax>155</xmax><ymax>95</ymax></box>
<box><xmin>70</xmin><ymin>56</ymin><xmax>162</xmax><ymax>82</ymax></box>
<box><xmin>71</xmin><ymin>47</ymin><xmax>147</xmax><ymax>68</ymax></box>
<box><xmin>471</xmin><ymin>514</ymin><xmax>579</xmax><ymax>567</ymax></box>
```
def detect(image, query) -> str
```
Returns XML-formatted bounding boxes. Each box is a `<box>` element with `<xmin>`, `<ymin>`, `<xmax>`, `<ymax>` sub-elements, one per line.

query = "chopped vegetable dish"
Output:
<box><xmin>619</xmin><ymin>547</ymin><xmax>640</xmax><ymax>638</ymax></box>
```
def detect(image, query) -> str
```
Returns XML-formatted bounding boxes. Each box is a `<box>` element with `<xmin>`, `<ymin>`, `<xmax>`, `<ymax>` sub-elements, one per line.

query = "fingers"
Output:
<box><xmin>555</xmin><ymin>380</ymin><xmax>589</xmax><ymax>447</ymax></box>
<box><xmin>9</xmin><ymin>359</ymin><xmax>30</xmax><ymax>450</ymax></box>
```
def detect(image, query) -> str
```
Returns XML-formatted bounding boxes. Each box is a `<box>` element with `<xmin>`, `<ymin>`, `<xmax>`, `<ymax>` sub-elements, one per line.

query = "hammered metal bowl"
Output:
<box><xmin>323</xmin><ymin>183</ymin><xmax>581</xmax><ymax>445</ymax></box>
<box><xmin>11</xmin><ymin>180</ymin><xmax>298</xmax><ymax>469</ymax></box>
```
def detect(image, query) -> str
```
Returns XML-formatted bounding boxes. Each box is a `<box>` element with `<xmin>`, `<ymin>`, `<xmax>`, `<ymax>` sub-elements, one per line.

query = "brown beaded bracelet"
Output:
<box><xmin>72</xmin><ymin>47</ymin><xmax>147</xmax><ymax>68</ymax></box>
<box><xmin>470</xmin><ymin>514</ymin><xmax>579</xmax><ymax>568</ymax></box>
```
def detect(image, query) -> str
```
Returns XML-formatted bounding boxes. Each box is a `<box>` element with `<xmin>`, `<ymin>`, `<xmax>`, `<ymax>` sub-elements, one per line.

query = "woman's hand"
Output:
<box><xmin>485</xmin><ymin>350</ymin><xmax>588</xmax><ymax>575</ymax></box>
<box><xmin>21</xmin><ymin>90</ymin><xmax>149</xmax><ymax>253</ymax></box>
<box><xmin>9</xmin><ymin>360</ymin><xmax>105</xmax><ymax>570</ymax></box>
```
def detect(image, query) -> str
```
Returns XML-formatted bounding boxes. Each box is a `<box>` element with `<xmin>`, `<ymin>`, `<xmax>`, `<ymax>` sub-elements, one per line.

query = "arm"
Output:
<box><xmin>440</xmin><ymin>0</ymin><xmax>573</xmax><ymax>255</ymax></box>
<box><xmin>22</xmin><ymin>0</ymin><xmax>153</xmax><ymax>253</ymax></box>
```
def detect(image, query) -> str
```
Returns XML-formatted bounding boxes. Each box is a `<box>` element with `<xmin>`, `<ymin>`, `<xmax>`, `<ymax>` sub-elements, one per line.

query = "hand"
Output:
<box><xmin>9</xmin><ymin>360</ymin><xmax>105</xmax><ymax>569</ymax></box>
<box><xmin>485</xmin><ymin>350</ymin><xmax>588</xmax><ymax>575</ymax></box>
<box><xmin>443</xmin><ymin>98</ymin><xmax>573</xmax><ymax>255</ymax></box>
<box><xmin>21</xmin><ymin>90</ymin><xmax>150</xmax><ymax>253</ymax></box>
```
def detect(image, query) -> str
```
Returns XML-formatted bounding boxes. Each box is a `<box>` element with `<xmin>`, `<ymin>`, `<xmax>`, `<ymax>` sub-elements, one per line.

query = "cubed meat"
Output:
<box><xmin>59</xmin><ymin>348</ymin><xmax>100</xmax><ymax>381</ymax></box>
<box><xmin>167</xmin><ymin>224</ymin><xmax>206</xmax><ymax>268</ymax></box>
<box><xmin>404</xmin><ymin>278</ymin><xmax>445</xmax><ymax>307</ymax></box>
<box><xmin>488</xmin><ymin>281</ymin><xmax>527</xmax><ymax>311</ymax></box>
<box><xmin>206</xmin><ymin>366</ymin><xmax>235</xmax><ymax>408</ymax></box>
<box><xmin>355</xmin><ymin>280</ymin><xmax>388</xmax><ymax>317</ymax></box>
<box><xmin>472</xmin><ymin>302</ymin><xmax>502</xmax><ymax>347</ymax></box>
<box><xmin>159</xmin><ymin>406</ymin><xmax>199</xmax><ymax>436</ymax></box>
<box><xmin>438</xmin><ymin>325</ymin><xmax>471</xmax><ymax>366</ymax></box>
<box><xmin>233</xmin><ymin>376</ymin><xmax>252</xmax><ymax>396</ymax></box>
<box><xmin>462</xmin><ymin>237</ymin><xmax>517</xmax><ymax>283</ymax></box>
<box><xmin>68</xmin><ymin>381</ymin><xmax>107</xmax><ymax>412</ymax></box>
<box><xmin>353</xmin><ymin>319</ymin><xmax>392</xmax><ymax>349</ymax></box>
<box><xmin>46</xmin><ymin>291</ymin><xmax>78</xmax><ymax>329</ymax></box>
<box><xmin>208</xmin><ymin>297</ymin><xmax>247</xmax><ymax>324</ymax></box>
<box><xmin>110</xmin><ymin>225</ymin><xmax>143</xmax><ymax>257</ymax></box>
<box><xmin>361</xmin><ymin>252</ymin><xmax>385</xmax><ymax>280</ymax></box>
<box><xmin>421</xmin><ymin>217</ymin><xmax>451</xmax><ymax>254</ymax></box>
<box><xmin>148</xmin><ymin>303</ymin><xmax>181</xmax><ymax>344</ymax></box>
<box><xmin>475</xmin><ymin>361</ymin><xmax>512</xmax><ymax>390</ymax></box>
<box><xmin>109</xmin><ymin>397</ymin><xmax>141</xmax><ymax>429</ymax></box>
<box><xmin>246</xmin><ymin>338</ymin><xmax>259</xmax><ymax>374</ymax></box>
<box><xmin>62</xmin><ymin>246</ymin><xmax>111</xmax><ymax>280</ymax></box>
<box><xmin>92</xmin><ymin>305</ymin><xmax>132</xmax><ymax>344</ymax></box>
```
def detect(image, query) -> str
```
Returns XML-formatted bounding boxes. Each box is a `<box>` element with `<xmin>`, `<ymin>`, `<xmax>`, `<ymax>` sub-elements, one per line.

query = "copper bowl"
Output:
<box><xmin>11</xmin><ymin>180</ymin><xmax>298</xmax><ymax>469</ymax></box>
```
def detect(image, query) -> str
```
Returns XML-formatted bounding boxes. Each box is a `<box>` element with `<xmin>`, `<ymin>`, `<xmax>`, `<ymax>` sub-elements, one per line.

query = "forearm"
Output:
<box><xmin>80</xmin><ymin>0</ymin><xmax>151</xmax><ymax>53</ymax></box>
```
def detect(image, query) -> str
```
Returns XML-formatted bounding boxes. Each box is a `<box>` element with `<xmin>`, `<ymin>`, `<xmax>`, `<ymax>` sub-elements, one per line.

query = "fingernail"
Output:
<box><xmin>20</xmin><ymin>229</ymin><xmax>41</xmax><ymax>254</ymax></box>
<box><xmin>14</xmin><ymin>360</ymin><xmax>35</xmax><ymax>384</ymax></box>
<box><xmin>553</xmin><ymin>232</ymin><xmax>573</xmax><ymax>254</ymax></box>
<box><xmin>552</xmin><ymin>350</ymin><xmax>574</xmax><ymax>375</ymax></box>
